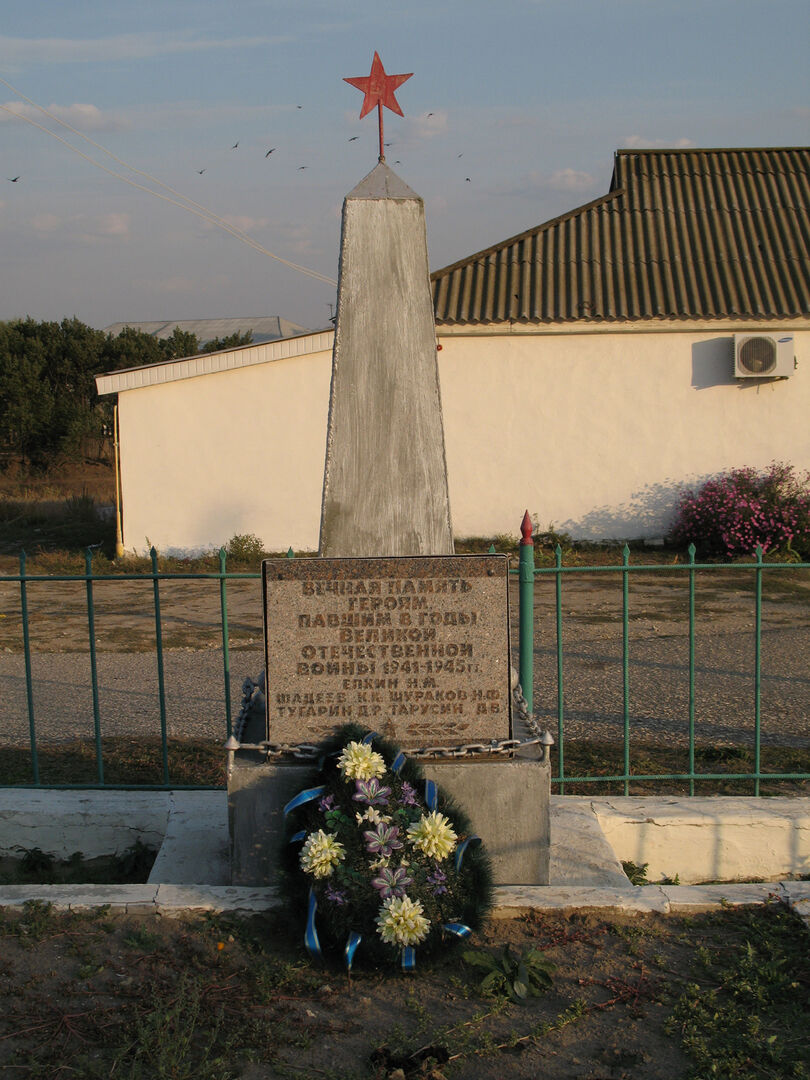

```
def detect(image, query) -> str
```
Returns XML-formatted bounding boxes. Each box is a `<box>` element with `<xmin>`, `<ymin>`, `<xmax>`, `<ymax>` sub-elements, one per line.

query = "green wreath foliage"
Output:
<box><xmin>280</xmin><ymin>724</ymin><xmax>493</xmax><ymax>967</ymax></box>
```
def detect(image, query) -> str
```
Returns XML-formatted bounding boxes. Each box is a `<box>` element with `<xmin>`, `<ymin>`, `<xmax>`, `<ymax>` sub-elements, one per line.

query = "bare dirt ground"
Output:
<box><xmin>0</xmin><ymin>901</ymin><xmax>764</xmax><ymax>1080</ymax></box>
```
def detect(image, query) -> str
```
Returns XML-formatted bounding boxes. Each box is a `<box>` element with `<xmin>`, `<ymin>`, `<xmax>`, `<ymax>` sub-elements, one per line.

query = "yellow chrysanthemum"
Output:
<box><xmin>299</xmin><ymin>829</ymin><xmax>345</xmax><ymax>878</ymax></box>
<box><xmin>336</xmin><ymin>741</ymin><xmax>387</xmax><ymax>781</ymax></box>
<box><xmin>376</xmin><ymin>895</ymin><xmax>430</xmax><ymax>947</ymax></box>
<box><xmin>406</xmin><ymin>811</ymin><xmax>457</xmax><ymax>861</ymax></box>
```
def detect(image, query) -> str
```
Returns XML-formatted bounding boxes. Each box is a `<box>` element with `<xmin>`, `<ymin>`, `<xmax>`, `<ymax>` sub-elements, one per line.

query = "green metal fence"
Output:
<box><xmin>515</xmin><ymin>516</ymin><xmax>810</xmax><ymax>795</ymax></box>
<box><xmin>5</xmin><ymin>548</ymin><xmax>261</xmax><ymax>790</ymax></box>
<box><xmin>2</xmin><ymin>526</ymin><xmax>809</xmax><ymax>794</ymax></box>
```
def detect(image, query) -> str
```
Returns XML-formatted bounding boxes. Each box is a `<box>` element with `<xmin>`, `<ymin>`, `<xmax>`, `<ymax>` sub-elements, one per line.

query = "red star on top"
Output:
<box><xmin>344</xmin><ymin>52</ymin><xmax>412</xmax><ymax>119</ymax></box>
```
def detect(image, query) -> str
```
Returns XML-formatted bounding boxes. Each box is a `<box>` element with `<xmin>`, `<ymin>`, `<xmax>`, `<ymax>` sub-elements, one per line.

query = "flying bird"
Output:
<box><xmin>457</xmin><ymin>153</ymin><xmax>463</xmax><ymax>158</ymax></box>
<box><xmin>265</xmin><ymin>148</ymin><xmax>276</xmax><ymax>156</ymax></box>
<box><xmin>231</xmin><ymin>142</ymin><xmax>239</xmax><ymax>149</ymax></box>
<box><xmin>426</xmin><ymin>112</ymin><xmax>434</xmax><ymax>117</ymax></box>
<box><xmin>465</xmin><ymin>177</ymin><xmax>471</xmax><ymax>182</ymax></box>
<box><xmin>7</xmin><ymin>176</ymin><xmax>20</xmax><ymax>182</ymax></box>
<box><xmin>348</xmin><ymin>136</ymin><xmax>359</xmax><ymax>141</ymax></box>
<box><xmin>297</xmin><ymin>165</ymin><xmax>307</xmax><ymax>170</ymax></box>
<box><xmin>296</xmin><ymin>105</ymin><xmax>303</xmax><ymax>109</ymax></box>
<box><xmin>197</xmin><ymin>169</ymin><xmax>206</xmax><ymax>175</ymax></box>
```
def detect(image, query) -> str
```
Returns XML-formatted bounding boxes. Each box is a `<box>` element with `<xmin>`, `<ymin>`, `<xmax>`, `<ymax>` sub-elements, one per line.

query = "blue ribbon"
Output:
<box><xmin>305</xmin><ymin>888</ymin><xmax>322</xmax><ymax>961</ymax></box>
<box><xmin>283</xmin><ymin>785</ymin><xmax>326</xmax><ymax>816</ymax></box>
<box><xmin>443</xmin><ymin>922</ymin><xmax>473</xmax><ymax>938</ymax></box>
<box><xmin>288</xmin><ymin>829</ymin><xmax>307</xmax><ymax>844</ymax></box>
<box><xmin>401</xmin><ymin>946</ymin><xmax>416</xmax><ymax>971</ymax></box>
<box><xmin>362</xmin><ymin>732</ymin><xmax>378</xmax><ymax>744</ymax></box>
<box><xmin>391</xmin><ymin>751</ymin><xmax>406</xmax><ymax>774</ymax></box>
<box><xmin>424</xmin><ymin>779</ymin><xmax>438</xmax><ymax>811</ymax></box>
<box><xmin>344</xmin><ymin>931</ymin><xmax>362</xmax><ymax>971</ymax></box>
<box><xmin>454</xmin><ymin>836</ymin><xmax>482</xmax><ymax>872</ymax></box>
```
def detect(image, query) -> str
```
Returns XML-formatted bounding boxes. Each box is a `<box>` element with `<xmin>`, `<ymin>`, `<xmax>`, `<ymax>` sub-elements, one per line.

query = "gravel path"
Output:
<box><xmin>1</xmin><ymin>625</ymin><xmax>807</xmax><ymax>749</ymax></box>
<box><xmin>1</xmin><ymin>574</ymin><xmax>807</xmax><ymax>749</ymax></box>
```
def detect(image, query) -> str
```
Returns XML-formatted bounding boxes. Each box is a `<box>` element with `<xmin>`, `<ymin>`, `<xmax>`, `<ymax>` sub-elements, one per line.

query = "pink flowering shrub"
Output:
<box><xmin>669</xmin><ymin>463</ymin><xmax>810</xmax><ymax>559</ymax></box>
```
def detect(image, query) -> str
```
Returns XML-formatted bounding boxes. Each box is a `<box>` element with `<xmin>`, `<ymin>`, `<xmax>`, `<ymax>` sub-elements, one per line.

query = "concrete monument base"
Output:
<box><xmin>227</xmin><ymin>748</ymin><xmax>550</xmax><ymax>886</ymax></box>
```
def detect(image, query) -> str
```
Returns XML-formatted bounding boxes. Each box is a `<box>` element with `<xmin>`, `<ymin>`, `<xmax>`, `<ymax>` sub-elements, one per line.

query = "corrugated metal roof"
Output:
<box><xmin>431</xmin><ymin>148</ymin><xmax>810</xmax><ymax>325</ymax></box>
<box><xmin>103</xmin><ymin>315</ymin><xmax>308</xmax><ymax>345</ymax></box>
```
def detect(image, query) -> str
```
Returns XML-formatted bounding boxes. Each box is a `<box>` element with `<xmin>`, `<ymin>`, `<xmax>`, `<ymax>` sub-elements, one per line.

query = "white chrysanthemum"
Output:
<box><xmin>376</xmin><ymin>895</ymin><xmax>430</xmax><ymax>947</ymax></box>
<box><xmin>355</xmin><ymin>806</ymin><xmax>387</xmax><ymax>827</ymax></box>
<box><xmin>336</xmin><ymin>741</ymin><xmax>387</xmax><ymax>781</ymax></box>
<box><xmin>299</xmin><ymin>829</ymin><xmax>345</xmax><ymax>878</ymax></box>
<box><xmin>406</xmin><ymin>811</ymin><xmax>458</xmax><ymax>861</ymax></box>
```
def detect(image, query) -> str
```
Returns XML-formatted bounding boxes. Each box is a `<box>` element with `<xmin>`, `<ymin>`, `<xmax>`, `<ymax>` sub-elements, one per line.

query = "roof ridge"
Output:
<box><xmin>430</xmin><ymin>189</ymin><xmax>624</xmax><ymax>280</ymax></box>
<box><xmin>615</xmin><ymin>146</ymin><xmax>810</xmax><ymax>156</ymax></box>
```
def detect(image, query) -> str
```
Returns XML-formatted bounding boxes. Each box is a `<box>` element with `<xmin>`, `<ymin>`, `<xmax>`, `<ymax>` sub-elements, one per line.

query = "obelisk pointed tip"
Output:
<box><xmin>347</xmin><ymin>161</ymin><xmax>420</xmax><ymax>201</ymax></box>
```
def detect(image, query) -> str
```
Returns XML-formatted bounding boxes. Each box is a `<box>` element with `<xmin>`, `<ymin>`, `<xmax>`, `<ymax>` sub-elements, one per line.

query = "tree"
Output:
<box><xmin>200</xmin><ymin>330</ymin><xmax>253</xmax><ymax>353</ymax></box>
<box><xmin>0</xmin><ymin>317</ymin><xmax>106</xmax><ymax>468</ymax></box>
<box><xmin>161</xmin><ymin>326</ymin><xmax>199</xmax><ymax>360</ymax></box>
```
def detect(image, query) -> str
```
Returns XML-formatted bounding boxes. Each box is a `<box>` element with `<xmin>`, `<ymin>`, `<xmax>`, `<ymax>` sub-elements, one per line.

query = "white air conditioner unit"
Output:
<box><xmin>734</xmin><ymin>333</ymin><xmax>794</xmax><ymax>378</ymax></box>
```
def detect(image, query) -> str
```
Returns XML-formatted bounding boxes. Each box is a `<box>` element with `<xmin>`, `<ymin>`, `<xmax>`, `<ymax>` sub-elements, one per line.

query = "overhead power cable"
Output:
<box><xmin>0</xmin><ymin>76</ymin><xmax>337</xmax><ymax>287</ymax></box>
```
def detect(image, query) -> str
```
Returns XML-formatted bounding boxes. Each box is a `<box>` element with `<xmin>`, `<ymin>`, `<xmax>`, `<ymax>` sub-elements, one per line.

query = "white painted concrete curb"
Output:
<box><xmin>2</xmin><ymin>881</ymin><xmax>809</xmax><ymax>927</ymax></box>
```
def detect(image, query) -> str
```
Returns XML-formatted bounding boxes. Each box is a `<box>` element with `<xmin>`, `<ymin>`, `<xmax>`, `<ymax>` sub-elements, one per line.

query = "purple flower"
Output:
<box><xmin>400</xmin><ymin>781</ymin><xmax>419</xmax><ymax>807</ymax></box>
<box><xmin>426</xmin><ymin>867</ymin><xmax>448</xmax><ymax>896</ymax></box>
<box><xmin>318</xmin><ymin>793</ymin><xmax>336</xmax><ymax>812</ymax></box>
<box><xmin>371</xmin><ymin>865</ymin><xmax>413</xmax><ymax>899</ymax></box>
<box><xmin>352</xmin><ymin>777</ymin><xmax>391</xmax><ymax>806</ymax></box>
<box><xmin>324</xmin><ymin>883</ymin><xmax>347</xmax><ymax>905</ymax></box>
<box><xmin>363</xmin><ymin>822</ymin><xmax>403</xmax><ymax>858</ymax></box>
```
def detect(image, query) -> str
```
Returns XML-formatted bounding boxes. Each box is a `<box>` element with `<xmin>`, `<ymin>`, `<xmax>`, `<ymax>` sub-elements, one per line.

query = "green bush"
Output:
<box><xmin>225</xmin><ymin>533</ymin><xmax>265</xmax><ymax>563</ymax></box>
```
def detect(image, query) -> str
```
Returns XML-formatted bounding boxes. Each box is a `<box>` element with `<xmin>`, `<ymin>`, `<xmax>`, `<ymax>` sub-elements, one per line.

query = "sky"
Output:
<box><xmin>1</xmin><ymin>0</ymin><xmax>808</xmax><ymax>333</ymax></box>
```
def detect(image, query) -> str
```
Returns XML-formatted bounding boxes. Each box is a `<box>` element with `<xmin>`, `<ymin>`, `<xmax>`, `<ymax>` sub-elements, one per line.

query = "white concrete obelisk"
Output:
<box><xmin>319</xmin><ymin>56</ymin><xmax>453</xmax><ymax>557</ymax></box>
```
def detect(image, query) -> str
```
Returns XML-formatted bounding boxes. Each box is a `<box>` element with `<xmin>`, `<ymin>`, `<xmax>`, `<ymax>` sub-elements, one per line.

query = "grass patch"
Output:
<box><xmin>666</xmin><ymin>905</ymin><xmax>810</xmax><ymax>1079</ymax></box>
<box><xmin>0</xmin><ymin>840</ymin><xmax>157</xmax><ymax>885</ymax></box>
<box><xmin>2</xmin><ymin>738</ymin><xmax>808</xmax><ymax>795</ymax></box>
<box><xmin>0</xmin><ymin>902</ymin><xmax>806</xmax><ymax>1078</ymax></box>
<box><xmin>0</xmin><ymin>493</ymin><xmax>115</xmax><ymax>558</ymax></box>
<box><xmin>0</xmin><ymin>737</ymin><xmax>227</xmax><ymax>788</ymax></box>
<box><xmin>552</xmin><ymin>739</ymin><xmax>810</xmax><ymax>796</ymax></box>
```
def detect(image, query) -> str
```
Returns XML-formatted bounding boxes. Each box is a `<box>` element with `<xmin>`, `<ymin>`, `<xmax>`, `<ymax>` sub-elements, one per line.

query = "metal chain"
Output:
<box><xmin>231</xmin><ymin>675</ymin><xmax>550</xmax><ymax>761</ymax></box>
<box><xmin>234</xmin><ymin>736</ymin><xmax>543</xmax><ymax>761</ymax></box>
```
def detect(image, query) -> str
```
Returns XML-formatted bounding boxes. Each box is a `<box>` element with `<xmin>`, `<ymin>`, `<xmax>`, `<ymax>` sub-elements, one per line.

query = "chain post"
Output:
<box><xmin>19</xmin><ymin>550</ymin><xmax>39</xmax><ymax>785</ymax></box>
<box><xmin>151</xmin><ymin>546</ymin><xmax>169</xmax><ymax>785</ymax></box>
<box><xmin>85</xmin><ymin>547</ymin><xmax>104</xmax><ymax>785</ymax></box>
<box><xmin>518</xmin><ymin>511</ymin><xmax>535</xmax><ymax>712</ymax></box>
<box><xmin>219</xmin><ymin>547</ymin><xmax>232</xmax><ymax>737</ymax></box>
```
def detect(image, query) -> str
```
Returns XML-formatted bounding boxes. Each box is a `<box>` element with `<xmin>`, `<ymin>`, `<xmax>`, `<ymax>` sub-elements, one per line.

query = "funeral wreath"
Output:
<box><xmin>281</xmin><ymin>725</ymin><xmax>493</xmax><ymax>969</ymax></box>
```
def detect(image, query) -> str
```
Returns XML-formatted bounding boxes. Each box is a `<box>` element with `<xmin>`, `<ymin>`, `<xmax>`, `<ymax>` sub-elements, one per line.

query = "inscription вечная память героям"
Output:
<box><xmin>262</xmin><ymin>555</ymin><xmax>511</xmax><ymax>747</ymax></box>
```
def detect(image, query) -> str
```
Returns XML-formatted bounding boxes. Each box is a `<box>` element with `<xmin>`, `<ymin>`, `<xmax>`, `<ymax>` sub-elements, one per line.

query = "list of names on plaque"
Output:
<box><xmin>263</xmin><ymin>555</ymin><xmax>511</xmax><ymax>747</ymax></box>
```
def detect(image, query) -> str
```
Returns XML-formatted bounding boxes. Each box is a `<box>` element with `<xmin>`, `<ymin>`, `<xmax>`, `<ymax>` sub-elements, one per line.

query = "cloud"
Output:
<box><xmin>494</xmin><ymin>168</ymin><xmax>600</xmax><ymax>200</ymax></box>
<box><xmin>621</xmin><ymin>135</ymin><xmax>695</xmax><ymax>149</ymax></box>
<box><xmin>96</xmin><ymin>213</ymin><xmax>130</xmax><ymax>238</ymax></box>
<box><xmin>30</xmin><ymin>213</ymin><xmax>62</xmax><ymax>234</ymax></box>
<box><xmin>24</xmin><ymin>211</ymin><xmax>130</xmax><ymax>242</ymax></box>
<box><xmin>0</xmin><ymin>100</ymin><xmax>126</xmax><ymax>132</ymax></box>
<box><xmin>546</xmin><ymin>168</ymin><xmax>598</xmax><ymax>193</ymax></box>
<box><xmin>0</xmin><ymin>32</ymin><xmax>291</xmax><ymax>66</ymax></box>
<box><xmin>155</xmin><ymin>276</ymin><xmax>198</xmax><ymax>294</ymax></box>
<box><xmin>276</xmin><ymin>222</ymin><xmax>317</xmax><ymax>255</ymax></box>
<box><xmin>217</xmin><ymin>214</ymin><xmax>271</xmax><ymax>234</ymax></box>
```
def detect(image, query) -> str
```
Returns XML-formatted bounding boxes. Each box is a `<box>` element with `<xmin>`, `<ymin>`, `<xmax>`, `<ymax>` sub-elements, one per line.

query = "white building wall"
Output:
<box><xmin>118</xmin><ymin>348</ymin><xmax>332</xmax><ymax>553</ymax></box>
<box><xmin>116</xmin><ymin>325</ymin><xmax>809</xmax><ymax>553</ymax></box>
<box><xmin>439</xmin><ymin>325</ymin><xmax>809</xmax><ymax>541</ymax></box>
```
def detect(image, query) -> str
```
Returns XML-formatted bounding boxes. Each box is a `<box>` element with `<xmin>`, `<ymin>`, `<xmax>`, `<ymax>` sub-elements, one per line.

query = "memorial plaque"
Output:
<box><xmin>263</xmin><ymin>555</ymin><xmax>511</xmax><ymax>747</ymax></box>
